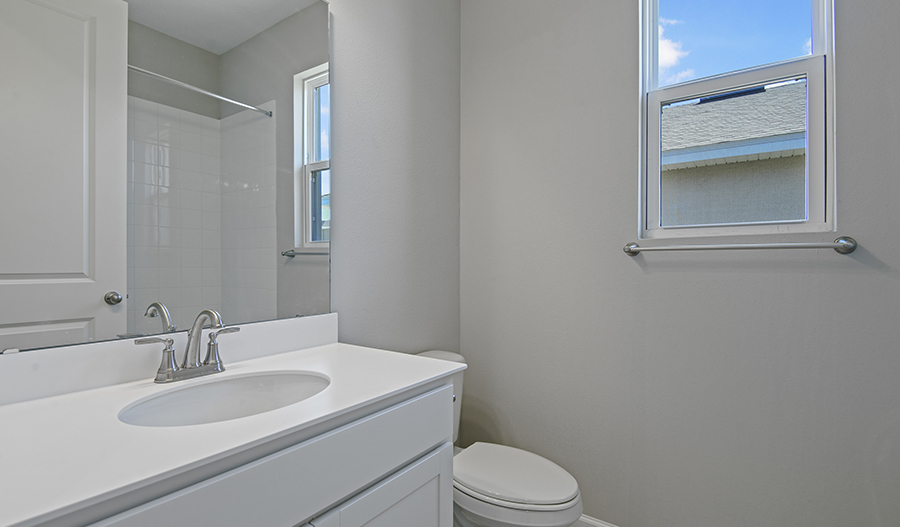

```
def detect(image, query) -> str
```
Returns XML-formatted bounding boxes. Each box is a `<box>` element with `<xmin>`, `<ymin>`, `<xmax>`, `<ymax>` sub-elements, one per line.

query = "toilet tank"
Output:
<box><xmin>416</xmin><ymin>350</ymin><xmax>465</xmax><ymax>443</ymax></box>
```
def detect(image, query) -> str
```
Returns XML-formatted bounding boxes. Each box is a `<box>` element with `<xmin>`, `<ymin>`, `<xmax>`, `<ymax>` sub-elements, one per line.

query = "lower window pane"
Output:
<box><xmin>660</xmin><ymin>79</ymin><xmax>808</xmax><ymax>227</ymax></box>
<box><xmin>311</xmin><ymin>169</ymin><xmax>330</xmax><ymax>242</ymax></box>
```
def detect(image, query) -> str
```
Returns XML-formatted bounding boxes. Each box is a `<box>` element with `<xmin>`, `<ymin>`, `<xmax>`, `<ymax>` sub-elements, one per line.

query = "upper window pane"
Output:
<box><xmin>658</xmin><ymin>0</ymin><xmax>812</xmax><ymax>87</ymax></box>
<box><xmin>313</xmin><ymin>83</ymin><xmax>330</xmax><ymax>162</ymax></box>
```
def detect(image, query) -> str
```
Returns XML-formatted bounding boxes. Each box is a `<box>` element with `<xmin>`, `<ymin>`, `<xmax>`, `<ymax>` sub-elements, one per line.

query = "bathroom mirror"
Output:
<box><xmin>0</xmin><ymin>0</ymin><xmax>330</xmax><ymax>353</ymax></box>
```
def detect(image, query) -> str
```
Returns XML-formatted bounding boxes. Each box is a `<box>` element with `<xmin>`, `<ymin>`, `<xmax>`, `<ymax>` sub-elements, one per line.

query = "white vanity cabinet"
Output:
<box><xmin>89</xmin><ymin>385</ymin><xmax>454</xmax><ymax>527</ymax></box>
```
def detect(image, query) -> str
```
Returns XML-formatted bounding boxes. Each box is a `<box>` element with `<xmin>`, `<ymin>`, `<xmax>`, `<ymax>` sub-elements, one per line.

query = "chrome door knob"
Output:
<box><xmin>104</xmin><ymin>291</ymin><xmax>123</xmax><ymax>305</ymax></box>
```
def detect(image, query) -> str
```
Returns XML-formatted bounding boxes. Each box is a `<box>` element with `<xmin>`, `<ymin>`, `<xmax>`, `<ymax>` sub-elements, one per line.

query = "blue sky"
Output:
<box><xmin>318</xmin><ymin>84</ymin><xmax>330</xmax><ymax>195</ymax></box>
<box><xmin>659</xmin><ymin>0</ymin><xmax>812</xmax><ymax>86</ymax></box>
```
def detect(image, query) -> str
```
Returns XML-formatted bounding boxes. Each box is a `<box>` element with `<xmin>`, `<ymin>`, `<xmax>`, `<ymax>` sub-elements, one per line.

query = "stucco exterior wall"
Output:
<box><xmin>661</xmin><ymin>155</ymin><xmax>806</xmax><ymax>226</ymax></box>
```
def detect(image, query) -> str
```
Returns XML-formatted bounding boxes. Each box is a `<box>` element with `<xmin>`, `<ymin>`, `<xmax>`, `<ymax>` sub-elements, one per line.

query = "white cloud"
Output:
<box><xmin>658</xmin><ymin>24</ymin><xmax>688</xmax><ymax>70</ymax></box>
<box><xmin>666</xmin><ymin>69</ymin><xmax>695</xmax><ymax>85</ymax></box>
<box><xmin>803</xmin><ymin>38</ymin><xmax>812</xmax><ymax>55</ymax></box>
<box><xmin>659</xmin><ymin>17</ymin><xmax>682</xmax><ymax>26</ymax></box>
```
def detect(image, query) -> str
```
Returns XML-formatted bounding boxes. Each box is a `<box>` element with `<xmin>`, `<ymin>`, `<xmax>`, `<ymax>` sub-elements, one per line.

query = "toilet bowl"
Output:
<box><xmin>416</xmin><ymin>351</ymin><xmax>583</xmax><ymax>527</ymax></box>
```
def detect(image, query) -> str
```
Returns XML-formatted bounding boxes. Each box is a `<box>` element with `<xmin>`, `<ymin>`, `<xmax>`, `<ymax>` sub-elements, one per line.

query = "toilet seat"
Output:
<box><xmin>453</xmin><ymin>443</ymin><xmax>579</xmax><ymax>509</ymax></box>
<box><xmin>454</xmin><ymin>483</ymin><xmax>582</xmax><ymax>512</ymax></box>
<box><xmin>451</xmin><ymin>443</ymin><xmax>583</xmax><ymax>527</ymax></box>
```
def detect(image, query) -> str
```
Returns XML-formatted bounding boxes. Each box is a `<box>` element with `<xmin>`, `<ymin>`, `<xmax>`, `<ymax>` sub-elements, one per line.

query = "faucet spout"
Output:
<box><xmin>144</xmin><ymin>302</ymin><xmax>176</xmax><ymax>333</ymax></box>
<box><xmin>182</xmin><ymin>309</ymin><xmax>224</xmax><ymax>369</ymax></box>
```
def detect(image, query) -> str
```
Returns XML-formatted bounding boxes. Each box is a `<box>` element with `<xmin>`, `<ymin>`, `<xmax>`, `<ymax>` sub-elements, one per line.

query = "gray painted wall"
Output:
<box><xmin>460</xmin><ymin>2</ymin><xmax>900</xmax><ymax>527</ymax></box>
<box><xmin>128</xmin><ymin>21</ymin><xmax>220</xmax><ymax>119</ymax></box>
<box><xmin>329</xmin><ymin>0</ymin><xmax>461</xmax><ymax>353</ymax></box>
<box><xmin>219</xmin><ymin>2</ymin><xmax>331</xmax><ymax>319</ymax></box>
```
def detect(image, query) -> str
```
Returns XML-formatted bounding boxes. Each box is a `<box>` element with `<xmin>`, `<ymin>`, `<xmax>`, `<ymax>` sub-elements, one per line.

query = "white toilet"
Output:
<box><xmin>417</xmin><ymin>351</ymin><xmax>583</xmax><ymax>527</ymax></box>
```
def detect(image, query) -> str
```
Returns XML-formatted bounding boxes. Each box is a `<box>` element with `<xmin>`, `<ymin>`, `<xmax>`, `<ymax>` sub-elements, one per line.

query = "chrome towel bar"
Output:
<box><xmin>282</xmin><ymin>250</ymin><xmax>329</xmax><ymax>257</ymax></box>
<box><xmin>624</xmin><ymin>236</ymin><xmax>857</xmax><ymax>256</ymax></box>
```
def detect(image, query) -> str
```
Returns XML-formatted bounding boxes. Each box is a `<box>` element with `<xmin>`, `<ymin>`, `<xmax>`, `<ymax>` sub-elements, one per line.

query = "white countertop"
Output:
<box><xmin>0</xmin><ymin>342</ymin><xmax>463</xmax><ymax>527</ymax></box>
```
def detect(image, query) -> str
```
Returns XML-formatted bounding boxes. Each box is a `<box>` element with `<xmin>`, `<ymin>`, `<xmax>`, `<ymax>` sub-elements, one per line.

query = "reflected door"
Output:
<box><xmin>0</xmin><ymin>0</ymin><xmax>127</xmax><ymax>351</ymax></box>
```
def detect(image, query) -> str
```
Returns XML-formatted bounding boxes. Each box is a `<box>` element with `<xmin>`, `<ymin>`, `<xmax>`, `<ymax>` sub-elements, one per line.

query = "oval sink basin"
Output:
<box><xmin>119</xmin><ymin>371</ymin><xmax>330</xmax><ymax>427</ymax></box>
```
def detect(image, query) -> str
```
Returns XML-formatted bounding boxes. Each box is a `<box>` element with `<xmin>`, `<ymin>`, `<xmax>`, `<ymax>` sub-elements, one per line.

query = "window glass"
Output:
<box><xmin>311</xmin><ymin>168</ymin><xmax>331</xmax><ymax>242</ymax></box>
<box><xmin>659</xmin><ymin>79</ymin><xmax>808</xmax><ymax>227</ymax></box>
<box><xmin>658</xmin><ymin>0</ymin><xmax>812</xmax><ymax>86</ymax></box>
<box><xmin>313</xmin><ymin>83</ymin><xmax>330</xmax><ymax>162</ymax></box>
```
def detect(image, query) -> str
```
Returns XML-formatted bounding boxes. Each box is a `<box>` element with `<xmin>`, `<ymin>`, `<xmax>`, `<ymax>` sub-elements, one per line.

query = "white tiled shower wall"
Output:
<box><xmin>127</xmin><ymin>97</ymin><xmax>277</xmax><ymax>335</ymax></box>
<box><xmin>220</xmin><ymin>102</ymin><xmax>278</xmax><ymax>325</ymax></box>
<box><xmin>127</xmin><ymin>97</ymin><xmax>222</xmax><ymax>334</ymax></box>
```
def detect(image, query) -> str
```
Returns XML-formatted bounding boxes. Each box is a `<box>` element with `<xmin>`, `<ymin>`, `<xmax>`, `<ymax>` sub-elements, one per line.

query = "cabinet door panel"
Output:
<box><xmin>360</xmin><ymin>477</ymin><xmax>440</xmax><ymax>526</ymax></box>
<box><xmin>311</xmin><ymin>443</ymin><xmax>453</xmax><ymax>527</ymax></box>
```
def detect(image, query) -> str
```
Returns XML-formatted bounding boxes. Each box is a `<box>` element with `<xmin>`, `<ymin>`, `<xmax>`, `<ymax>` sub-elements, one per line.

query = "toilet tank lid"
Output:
<box><xmin>453</xmin><ymin>442</ymin><xmax>579</xmax><ymax>505</ymax></box>
<box><xmin>417</xmin><ymin>350</ymin><xmax>466</xmax><ymax>363</ymax></box>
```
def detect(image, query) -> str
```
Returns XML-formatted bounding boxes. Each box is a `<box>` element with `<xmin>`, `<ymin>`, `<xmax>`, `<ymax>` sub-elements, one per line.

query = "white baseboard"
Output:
<box><xmin>575</xmin><ymin>514</ymin><xmax>620</xmax><ymax>527</ymax></box>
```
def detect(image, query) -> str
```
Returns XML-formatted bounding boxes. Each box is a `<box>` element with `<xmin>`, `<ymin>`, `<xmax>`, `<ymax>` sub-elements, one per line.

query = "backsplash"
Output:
<box><xmin>0</xmin><ymin>314</ymin><xmax>338</xmax><ymax>407</ymax></box>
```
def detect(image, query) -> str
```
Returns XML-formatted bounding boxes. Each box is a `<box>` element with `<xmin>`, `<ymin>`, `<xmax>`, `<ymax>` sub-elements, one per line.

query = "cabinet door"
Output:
<box><xmin>310</xmin><ymin>443</ymin><xmax>453</xmax><ymax>527</ymax></box>
<box><xmin>0</xmin><ymin>0</ymin><xmax>128</xmax><ymax>351</ymax></box>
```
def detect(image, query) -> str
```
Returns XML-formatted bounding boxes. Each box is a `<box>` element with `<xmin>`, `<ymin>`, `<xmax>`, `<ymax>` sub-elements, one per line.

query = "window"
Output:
<box><xmin>641</xmin><ymin>0</ymin><xmax>834</xmax><ymax>239</ymax></box>
<box><xmin>294</xmin><ymin>64</ymin><xmax>330</xmax><ymax>250</ymax></box>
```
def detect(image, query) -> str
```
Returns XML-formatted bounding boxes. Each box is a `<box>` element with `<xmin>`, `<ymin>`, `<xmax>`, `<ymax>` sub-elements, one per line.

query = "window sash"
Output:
<box><xmin>309</xmin><ymin>167</ymin><xmax>330</xmax><ymax>242</ymax></box>
<box><xmin>304</xmin><ymin>71</ymin><xmax>329</xmax><ymax>165</ymax></box>
<box><xmin>299</xmin><ymin>159</ymin><xmax>330</xmax><ymax>250</ymax></box>
<box><xmin>645</xmin><ymin>56</ymin><xmax>827</xmax><ymax>238</ymax></box>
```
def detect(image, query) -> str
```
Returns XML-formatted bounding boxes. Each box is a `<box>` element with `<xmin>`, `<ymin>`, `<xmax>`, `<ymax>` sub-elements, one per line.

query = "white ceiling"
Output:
<box><xmin>126</xmin><ymin>0</ymin><xmax>321</xmax><ymax>55</ymax></box>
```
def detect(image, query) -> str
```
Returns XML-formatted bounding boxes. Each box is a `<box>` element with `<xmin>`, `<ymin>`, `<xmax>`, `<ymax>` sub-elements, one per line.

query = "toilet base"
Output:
<box><xmin>453</xmin><ymin>506</ymin><xmax>478</xmax><ymax>527</ymax></box>
<box><xmin>452</xmin><ymin>498</ymin><xmax>582</xmax><ymax>527</ymax></box>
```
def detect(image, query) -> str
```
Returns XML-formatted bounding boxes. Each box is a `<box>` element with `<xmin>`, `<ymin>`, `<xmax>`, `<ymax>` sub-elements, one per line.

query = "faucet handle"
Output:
<box><xmin>135</xmin><ymin>337</ymin><xmax>179</xmax><ymax>383</ymax></box>
<box><xmin>204</xmin><ymin>326</ymin><xmax>239</xmax><ymax>371</ymax></box>
<box><xmin>208</xmin><ymin>326</ymin><xmax>240</xmax><ymax>342</ymax></box>
<box><xmin>135</xmin><ymin>336</ymin><xmax>175</xmax><ymax>347</ymax></box>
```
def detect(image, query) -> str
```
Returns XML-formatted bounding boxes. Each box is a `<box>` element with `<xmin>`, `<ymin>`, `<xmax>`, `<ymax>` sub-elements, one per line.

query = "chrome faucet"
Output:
<box><xmin>136</xmin><ymin>308</ymin><xmax>239</xmax><ymax>383</ymax></box>
<box><xmin>183</xmin><ymin>309</ymin><xmax>224</xmax><ymax>369</ymax></box>
<box><xmin>144</xmin><ymin>302</ymin><xmax>176</xmax><ymax>333</ymax></box>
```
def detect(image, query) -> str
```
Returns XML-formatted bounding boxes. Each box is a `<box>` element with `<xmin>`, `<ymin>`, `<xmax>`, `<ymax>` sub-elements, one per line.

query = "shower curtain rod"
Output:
<box><xmin>128</xmin><ymin>65</ymin><xmax>272</xmax><ymax>117</ymax></box>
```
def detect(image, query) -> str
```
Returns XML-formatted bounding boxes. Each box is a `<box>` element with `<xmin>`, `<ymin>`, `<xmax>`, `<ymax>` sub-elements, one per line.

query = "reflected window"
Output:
<box><xmin>293</xmin><ymin>64</ymin><xmax>330</xmax><ymax>250</ymax></box>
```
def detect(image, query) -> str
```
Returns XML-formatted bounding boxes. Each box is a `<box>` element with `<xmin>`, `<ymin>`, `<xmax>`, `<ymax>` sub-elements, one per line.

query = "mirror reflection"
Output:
<box><xmin>0</xmin><ymin>0</ymin><xmax>330</xmax><ymax>352</ymax></box>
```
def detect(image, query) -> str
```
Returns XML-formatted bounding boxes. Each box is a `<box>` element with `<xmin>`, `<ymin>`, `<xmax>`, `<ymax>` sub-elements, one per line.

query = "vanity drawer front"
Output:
<box><xmin>90</xmin><ymin>385</ymin><xmax>453</xmax><ymax>527</ymax></box>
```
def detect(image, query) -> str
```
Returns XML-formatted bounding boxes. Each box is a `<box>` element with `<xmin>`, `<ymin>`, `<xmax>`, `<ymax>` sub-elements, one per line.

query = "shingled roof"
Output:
<box><xmin>661</xmin><ymin>80</ymin><xmax>807</xmax><ymax>151</ymax></box>
<box><xmin>660</xmin><ymin>81</ymin><xmax>807</xmax><ymax>170</ymax></box>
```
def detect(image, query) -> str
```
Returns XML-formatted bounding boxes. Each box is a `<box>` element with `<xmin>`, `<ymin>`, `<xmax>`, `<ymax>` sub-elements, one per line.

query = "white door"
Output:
<box><xmin>0</xmin><ymin>0</ymin><xmax>128</xmax><ymax>351</ymax></box>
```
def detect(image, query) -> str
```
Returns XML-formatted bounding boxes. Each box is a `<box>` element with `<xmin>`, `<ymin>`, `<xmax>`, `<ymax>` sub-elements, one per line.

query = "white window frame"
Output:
<box><xmin>293</xmin><ymin>63</ymin><xmax>330</xmax><ymax>252</ymax></box>
<box><xmin>640</xmin><ymin>0</ymin><xmax>835</xmax><ymax>240</ymax></box>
